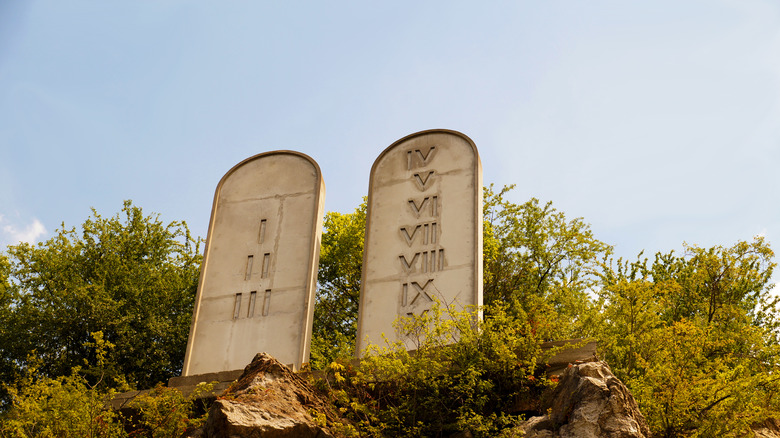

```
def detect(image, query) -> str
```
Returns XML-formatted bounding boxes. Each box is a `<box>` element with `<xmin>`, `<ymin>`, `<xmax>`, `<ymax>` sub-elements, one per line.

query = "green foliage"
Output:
<box><xmin>312</xmin><ymin>201</ymin><xmax>366</xmax><ymax>368</ymax></box>
<box><xmin>0</xmin><ymin>331</ymin><xmax>123</xmax><ymax>438</ymax></box>
<box><xmin>0</xmin><ymin>374</ymin><xmax>211</xmax><ymax>438</ymax></box>
<box><xmin>0</xmin><ymin>201</ymin><xmax>202</xmax><ymax>400</ymax></box>
<box><xmin>0</xmin><ymin>330</ymin><xmax>212</xmax><ymax>437</ymax></box>
<box><xmin>483</xmin><ymin>184</ymin><xmax>612</xmax><ymax>339</ymax></box>
<box><xmin>313</xmin><ymin>187</ymin><xmax>611</xmax><ymax>366</ymax></box>
<box><xmin>317</xmin><ymin>302</ymin><xmax>553</xmax><ymax>437</ymax></box>
<box><xmin>0</xmin><ymin>254</ymin><xmax>15</xmax><ymax>392</ymax></box>
<box><xmin>1</xmin><ymin>192</ymin><xmax>776</xmax><ymax>437</ymax></box>
<box><xmin>125</xmin><ymin>382</ymin><xmax>213</xmax><ymax>437</ymax></box>
<box><xmin>0</xmin><ymin>371</ymin><xmax>124</xmax><ymax>438</ymax></box>
<box><xmin>596</xmin><ymin>237</ymin><xmax>780</xmax><ymax>437</ymax></box>
<box><xmin>0</xmin><ymin>356</ymin><xmax>125</xmax><ymax>437</ymax></box>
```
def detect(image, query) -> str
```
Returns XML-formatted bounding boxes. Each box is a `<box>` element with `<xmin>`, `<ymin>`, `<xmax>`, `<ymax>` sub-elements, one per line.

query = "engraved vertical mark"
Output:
<box><xmin>439</xmin><ymin>249</ymin><xmax>445</xmax><ymax>270</ymax></box>
<box><xmin>262</xmin><ymin>290</ymin><xmax>271</xmax><ymax>316</ymax></box>
<box><xmin>248</xmin><ymin>291</ymin><xmax>257</xmax><ymax>317</ymax></box>
<box><xmin>233</xmin><ymin>293</ymin><xmax>242</xmax><ymax>320</ymax></box>
<box><xmin>262</xmin><ymin>253</ymin><xmax>271</xmax><ymax>278</ymax></box>
<box><xmin>258</xmin><ymin>219</ymin><xmax>267</xmax><ymax>244</ymax></box>
<box><xmin>402</xmin><ymin>283</ymin><xmax>409</xmax><ymax>306</ymax></box>
<box><xmin>245</xmin><ymin>255</ymin><xmax>254</xmax><ymax>281</ymax></box>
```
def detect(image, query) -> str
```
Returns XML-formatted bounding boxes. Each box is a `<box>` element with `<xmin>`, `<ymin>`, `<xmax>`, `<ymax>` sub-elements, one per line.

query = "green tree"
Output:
<box><xmin>596</xmin><ymin>238</ymin><xmax>780</xmax><ymax>437</ymax></box>
<box><xmin>0</xmin><ymin>365</ymin><xmax>125</xmax><ymax>438</ymax></box>
<box><xmin>312</xmin><ymin>187</ymin><xmax>612</xmax><ymax>365</ymax></box>
<box><xmin>0</xmin><ymin>330</ymin><xmax>212</xmax><ymax>437</ymax></box>
<box><xmin>0</xmin><ymin>255</ymin><xmax>16</xmax><ymax>393</ymax></box>
<box><xmin>483</xmin><ymin>184</ymin><xmax>612</xmax><ymax>339</ymax></box>
<box><xmin>311</xmin><ymin>201</ymin><xmax>366</xmax><ymax>368</ymax></box>
<box><xmin>0</xmin><ymin>201</ymin><xmax>201</xmax><ymax>398</ymax></box>
<box><xmin>0</xmin><ymin>331</ymin><xmax>124</xmax><ymax>438</ymax></box>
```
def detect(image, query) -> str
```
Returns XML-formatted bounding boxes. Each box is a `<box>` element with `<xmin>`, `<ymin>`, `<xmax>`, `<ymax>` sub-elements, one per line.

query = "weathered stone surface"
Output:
<box><xmin>198</xmin><ymin>353</ymin><xmax>337</xmax><ymax>438</ymax></box>
<box><xmin>356</xmin><ymin>129</ymin><xmax>483</xmax><ymax>354</ymax></box>
<box><xmin>521</xmin><ymin>361</ymin><xmax>651</xmax><ymax>438</ymax></box>
<box><xmin>753</xmin><ymin>419</ymin><xmax>780</xmax><ymax>438</ymax></box>
<box><xmin>183</xmin><ymin>151</ymin><xmax>325</xmax><ymax>375</ymax></box>
<box><xmin>540</xmin><ymin>339</ymin><xmax>598</xmax><ymax>376</ymax></box>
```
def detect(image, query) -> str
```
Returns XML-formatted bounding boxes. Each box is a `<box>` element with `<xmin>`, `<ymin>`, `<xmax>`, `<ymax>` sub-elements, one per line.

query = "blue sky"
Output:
<box><xmin>1</xmin><ymin>1</ymin><xmax>779</xmax><ymax>286</ymax></box>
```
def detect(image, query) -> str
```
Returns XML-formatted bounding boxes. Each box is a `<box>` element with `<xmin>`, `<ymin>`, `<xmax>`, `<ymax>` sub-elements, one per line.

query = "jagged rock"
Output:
<box><xmin>753</xmin><ymin>419</ymin><xmax>780</xmax><ymax>438</ymax></box>
<box><xmin>196</xmin><ymin>353</ymin><xmax>337</xmax><ymax>438</ymax></box>
<box><xmin>520</xmin><ymin>361</ymin><xmax>650</xmax><ymax>438</ymax></box>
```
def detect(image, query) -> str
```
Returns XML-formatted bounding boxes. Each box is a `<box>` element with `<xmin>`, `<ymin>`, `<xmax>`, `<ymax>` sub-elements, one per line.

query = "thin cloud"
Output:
<box><xmin>1</xmin><ymin>217</ymin><xmax>47</xmax><ymax>245</ymax></box>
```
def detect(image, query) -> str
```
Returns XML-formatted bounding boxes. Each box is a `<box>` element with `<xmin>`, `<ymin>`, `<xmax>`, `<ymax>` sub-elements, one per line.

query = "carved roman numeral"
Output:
<box><xmin>406</xmin><ymin>146</ymin><xmax>437</xmax><ymax>170</ymax></box>
<box><xmin>233</xmin><ymin>293</ymin><xmax>242</xmax><ymax>320</ymax></box>
<box><xmin>413</xmin><ymin>171</ymin><xmax>435</xmax><ymax>191</ymax></box>
<box><xmin>261</xmin><ymin>253</ymin><xmax>271</xmax><ymax>278</ymax></box>
<box><xmin>400</xmin><ymin>222</ymin><xmax>437</xmax><ymax>246</ymax></box>
<box><xmin>399</xmin><ymin>249</ymin><xmax>445</xmax><ymax>273</ymax></box>
<box><xmin>401</xmin><ymin>279</ymin><xmax>435</xmax><ymax>306</ymax></box>
<box><xmin>245</xmin><ymin>255</ymin><xmax>254</xmax><ymax>281</ymax></box>
<box><xmin>258</xmin><ymin>219</ymin><xmax>267</xmax><ymax>244</ymax></box>
<box><xmin>408</xmin><ymin>196</ymin><xmax>439</xmax><ymax>218</ymax></box>
<box><xmin>262</xmin><ymin>290</ymin><xmax>271</xmax><ymax>316</ymax></box>
<box><xmin>400</xmin><ymin>225</ymin><xmax>421</xmax><ymax>246</ymax></box>
<box><xmin>399</xmin><ymin>253</ymin><xmax>420</xmax><ymax>273</ymax></box>
<box><xmin>247</xmin><ymin>291</ymin><xmax>257</xmax><ymax>317</ymax></box>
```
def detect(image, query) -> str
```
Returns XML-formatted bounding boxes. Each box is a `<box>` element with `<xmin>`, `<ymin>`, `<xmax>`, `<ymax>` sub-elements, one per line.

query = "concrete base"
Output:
<box><xmin>541</xmin><ymin>339</ymin><xmax>598</xmax><ymax>376</ymax></box>
<box><xmin>110</xmin><ymin>369</ymin><xmax>243</xmax><ymax>412</ymax></box>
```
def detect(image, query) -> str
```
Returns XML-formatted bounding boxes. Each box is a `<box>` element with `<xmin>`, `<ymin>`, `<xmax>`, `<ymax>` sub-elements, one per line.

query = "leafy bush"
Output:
<box><xmin>0</xmin><ymin>332</ymin><xmax>212</xmax><ymax>438</ymax></box>
<box><xmin>316</xmin><ymin>302</ymin><xmax>555</xmax><ymax>437</ymax></box>
<box><xmin>0</xmin><ymin>365</ymin><xmax>124</xmax><ymax>438</ymax></box>
<box><xmin>125</xmin><ymin>382</ymin><xmax>213</xmax><ymax>437</ymax></box>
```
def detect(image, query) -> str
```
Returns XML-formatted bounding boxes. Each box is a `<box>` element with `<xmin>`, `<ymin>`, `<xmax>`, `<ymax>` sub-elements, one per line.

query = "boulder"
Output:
<box><xmin>520</xmin><ymin>361</ymin><xmax>650</xmax><ymax>438</ymax></box>
<box><xmin>195</xmin><ymin>353</ymin><xmax>338</xmax><ymax>438</ymax></box>
<box><xmin>753</xmin><ymin>419</ymin><xmax>780</xmax><ymax>438</ymax></box>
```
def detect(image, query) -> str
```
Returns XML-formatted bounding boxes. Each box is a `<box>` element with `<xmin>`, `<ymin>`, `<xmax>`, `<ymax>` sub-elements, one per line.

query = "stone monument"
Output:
<box><xmin>355</xmin><ymin>129</ymin><xmax>483</xmax><ymax>355</ymax></box>
<box><xmin>182</xmin><ymin>151</ymin><xmax>325</xmax><ymax>375</ymax></box>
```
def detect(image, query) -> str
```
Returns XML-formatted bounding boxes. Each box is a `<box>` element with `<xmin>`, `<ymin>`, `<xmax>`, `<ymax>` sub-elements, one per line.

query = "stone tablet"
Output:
<box><xmin>182</xmin><ymin>151</ymin><xmax>324</xmax><ymax>375</ymax></box>
<box><xmin>356</xmin><ymin>130</ymin><xmax>483</xmax><ymax>355</ymax></box>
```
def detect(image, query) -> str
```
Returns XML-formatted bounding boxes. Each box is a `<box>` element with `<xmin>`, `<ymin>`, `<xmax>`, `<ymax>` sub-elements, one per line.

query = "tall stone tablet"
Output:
<box><xmin>182</xmin><ymin>151</ymin><xmax>325</xmax><ymax>375</ymax></box>
<box><xmin>356</xmin><ymin>129</ymin><xmax>483</xmax><ymax>355</ymax></box>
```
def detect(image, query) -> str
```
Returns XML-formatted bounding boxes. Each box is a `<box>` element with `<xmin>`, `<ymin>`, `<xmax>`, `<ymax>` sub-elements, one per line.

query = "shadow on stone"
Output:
<box><xmin>189</xmin><ymin>352</ymin><xmax>344</xmax><ymax>438</ymax></box>
<box><xmin>520</xmin><ymin>361</ymin><xmax>651</xmax><ymax>438</ymax></box>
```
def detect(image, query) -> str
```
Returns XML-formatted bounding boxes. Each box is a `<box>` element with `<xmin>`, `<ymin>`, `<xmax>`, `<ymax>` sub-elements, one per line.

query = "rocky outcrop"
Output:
<box><xmin>753</xmin><ymin>419</ymin><xmax>780</xmax><ymax>438</ymax></box>
<box><xmin>193</xmin><ymin>353</ymin><xmax>339</xmax><ymax>438</ymax></box>
<box><xmin>520</xmin><ymin>361</ymin><xmax>650</xmax><ymax>438</ymax></box>
<box><xmin>188</xmin><ymin>353</ymin><xmax>650</xmax><ymax>438</ymax></box>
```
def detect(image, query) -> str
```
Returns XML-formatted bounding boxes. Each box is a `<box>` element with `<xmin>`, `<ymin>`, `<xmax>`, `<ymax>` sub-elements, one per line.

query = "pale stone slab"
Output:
<box><xmin>355</xmin><ymin>130</ymin><xmax>483</xmax><ymax>355</ymax></box>
<box><xmin>182</xmin><ymin>151</ymin><xmax>325</xmax><ymax>375</ymax></box>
